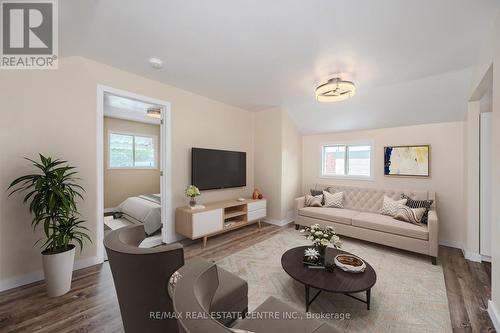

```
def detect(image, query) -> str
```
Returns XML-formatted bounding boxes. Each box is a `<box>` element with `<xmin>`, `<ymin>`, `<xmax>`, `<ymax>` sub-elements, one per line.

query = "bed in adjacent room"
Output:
<box><xmin>104</xmin><ymin>194</ymin><xmax>162</xmax><ymax>235</ymax></box>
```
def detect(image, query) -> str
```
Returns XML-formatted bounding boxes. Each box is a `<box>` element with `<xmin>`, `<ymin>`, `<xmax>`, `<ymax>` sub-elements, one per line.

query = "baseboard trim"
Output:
<box><xmin>464</xmin><ymin>250</ymin><xmax>482</xmax><ymax>262</ymax></box>
<box><xmin>439</xmin><ymin>239</ymin><xmax>463</xmax><ymax>250</ymax></box>
<box><xmin>0</xmin><ymin>256</ymin><xmax>100</xmax><ymax>292</ymax></box>
<box><xmin>262</xmin><ymin>218</ymin><xmax>294</xmax><ymax>227</ymax></box>
<box><xmin>481</xmin><ymin>255</ymin><xmax>492</xmax><ymax>262</ymax></box>
<box><xmin>438</xmin><ymin>240</ymin><xmax>484</xmax><ymax>262</ymax></box>
<box><xmin>488</xmin><ymin>300</ymin><xmax>500</xmax><ymax>331</ymax></box>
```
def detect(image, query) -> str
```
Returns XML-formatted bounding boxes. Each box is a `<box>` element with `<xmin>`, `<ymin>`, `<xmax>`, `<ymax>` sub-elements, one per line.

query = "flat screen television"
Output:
<box><xmin>191</xmin><ymin>148</ymin><xmax>246</xmax><ymax>190</ymax></box>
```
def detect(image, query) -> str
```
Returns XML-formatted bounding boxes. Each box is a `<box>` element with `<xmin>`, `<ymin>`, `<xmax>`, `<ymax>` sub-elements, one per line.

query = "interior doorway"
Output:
<box><xmin>96</xmin><ymin>85</ymin><xmax>172</xmax><ymax>263</ymax></box>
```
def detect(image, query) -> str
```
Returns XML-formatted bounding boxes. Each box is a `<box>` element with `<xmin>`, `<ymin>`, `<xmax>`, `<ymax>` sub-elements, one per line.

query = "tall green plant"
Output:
<box><xmin>8</xmin><ymin>154</ymin><xmax>91</xmax><ymax>253</ymax></box>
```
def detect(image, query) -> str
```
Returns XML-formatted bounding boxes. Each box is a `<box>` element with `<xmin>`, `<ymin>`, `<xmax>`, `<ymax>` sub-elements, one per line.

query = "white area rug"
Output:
<box><xmin>217</xmin><ymin>227</ymin><xmax>452</xmax><ymax>332</ymax></box>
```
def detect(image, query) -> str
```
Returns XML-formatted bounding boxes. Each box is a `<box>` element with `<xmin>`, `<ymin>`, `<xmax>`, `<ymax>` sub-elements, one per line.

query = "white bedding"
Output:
<box><xmin>104</xmin><ymin>216</ymin><xmax>133</xmax><ymax>230</ymax></box>
<box><xmin>117</xmin><ymin>194</ymin><xmax>161</xmax><ymax>235</ymax></box>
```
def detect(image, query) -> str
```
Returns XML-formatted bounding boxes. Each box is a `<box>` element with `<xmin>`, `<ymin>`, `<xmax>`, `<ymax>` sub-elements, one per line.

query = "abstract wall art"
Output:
<box><xmin>384</xmin><ymin>145</ymin><xmax>430</xmax><ymax>177</ymax></box>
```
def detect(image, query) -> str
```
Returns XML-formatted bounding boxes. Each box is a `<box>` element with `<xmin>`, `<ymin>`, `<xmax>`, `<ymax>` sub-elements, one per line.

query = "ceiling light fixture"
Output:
<box><xmin>149</xmin><ymin>57</ymin><xmax>163</xmax><ymax>69</ymax></box>
<box><xmin>146</xmin><ymin>107</ymin><xmax>162</xmax><ymax>119</ymax></box>
<box><xmin>315</xmin><ymin>77</ymin><xmax>356</xmax><ymax>102</ymax></box>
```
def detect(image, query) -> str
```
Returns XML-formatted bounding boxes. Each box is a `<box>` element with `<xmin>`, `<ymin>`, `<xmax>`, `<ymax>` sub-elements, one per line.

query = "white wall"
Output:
<box><xmin>281</xmin><ymin>109</ymin><xmax>302</xmax><ymax>221</ymax></box>
<box><xmin>254</xmin><ymin>107</ymin><xmax>302</xmax><ymax>223</ymax></box>
<box><xmin>463</xmin><ymin>103</ymin><xmax>481</xmax><ymax>258</ymax></box>
<box><xmin>302</xmin><ymin>121</ymin><xmax>465</xmax><ymax>245</ymax></box>
<box><xmin>490</xmin><ymin>58</ymin><xmax>500</xmax><ymax>329</ymax></box>
<box><xmin>468</xmin><ymin>9</ymin><xmax>500</xmax><ymax>328</ymax></box>
<box><xmin>254</xmin><ymin>108</ymin><xmax>283</xmax><ymax>220</ymax></box>
<box><xmin>0</xmin><ymin>56</ymin><xmax>255</xmax><ymax>289</ymax></box>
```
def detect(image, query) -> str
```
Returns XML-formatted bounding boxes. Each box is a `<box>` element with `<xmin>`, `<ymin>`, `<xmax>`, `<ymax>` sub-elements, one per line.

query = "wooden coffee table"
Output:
<box><xmin>281</xmin><ymin>246</ymin><xmax>377</xmax><ymax>311</ymax></box>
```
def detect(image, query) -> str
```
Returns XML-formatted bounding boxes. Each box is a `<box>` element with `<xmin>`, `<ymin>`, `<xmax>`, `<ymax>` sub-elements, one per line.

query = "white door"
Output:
<box><xmin>480</xmin><ymin>112</ymin><xmax>492</xmax><ymax>257</ymax></box>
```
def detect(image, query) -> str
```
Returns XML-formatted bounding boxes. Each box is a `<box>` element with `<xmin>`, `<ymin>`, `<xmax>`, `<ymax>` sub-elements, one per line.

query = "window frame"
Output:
<box><xmin>320</xmin><ymin>141</ymin><xmax>374</xmax><ymax>181</ymax></box>
<box><xmin>107</xmin><ymin>130</ymin><xmax>158</xmax><ymax>170</ymax></box>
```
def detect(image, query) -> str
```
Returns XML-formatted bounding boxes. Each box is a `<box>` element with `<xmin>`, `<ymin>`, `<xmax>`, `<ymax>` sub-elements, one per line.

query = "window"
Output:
<box><xmin>321</xmin><ymin>143</ymin><xmax>372</xmax><ymax>178</ymax></box>
<box><xmin>108</xmin><ymin>132</ymin><xmax>157</xmax><ymax>168</ymax></box>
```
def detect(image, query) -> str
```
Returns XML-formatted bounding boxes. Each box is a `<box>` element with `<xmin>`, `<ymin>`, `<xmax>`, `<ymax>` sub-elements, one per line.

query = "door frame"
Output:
<box><xmin>96</xmin><ymin>85</ymin><xmax>172</xmax><ymax>263</ymax></box>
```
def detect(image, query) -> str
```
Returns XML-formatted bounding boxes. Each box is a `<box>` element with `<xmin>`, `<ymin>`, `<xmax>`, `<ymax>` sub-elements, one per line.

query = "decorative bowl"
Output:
<box><xmin>334</xmin><ymin>254</ymin><xmax>366</xmax><ymax>273</ymax></box>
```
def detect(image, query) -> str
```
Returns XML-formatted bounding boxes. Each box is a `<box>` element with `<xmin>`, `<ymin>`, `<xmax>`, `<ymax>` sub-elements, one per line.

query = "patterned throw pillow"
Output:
<box><xmin>323</xmin><ymin>191</ymin><xmax>344</xmax><ymax>208</ymax></box>
<box><xmin>401</xmin><ymin>194</ymin><xmax>434</xmax><ymax>224</ymax></box>
<box><xmin>305</xmin><ymin>194</ymin><xmax>323</xmax><ymax>207</ymax></box>
<box><xmin>168</xmin><ymin>270</ymin><xmax>182</xmax><ymax>297</ymax></box>
<box><xmin>310</xmin><ymin>189</ymin><xmax>323</xmax><ymax>196</ymax></box>
<box><xmin>379</xmin><ymin>196</ymin><xmax>407</xmax><ymax>217</ymax></box>
<box><xmin>326</xmin><ymin>186</ymin><xmax>336</xmax><ymax>194</ymax></box>
<box><xmin>394</xmin><ymin>206</ymin><xmax>427</xmax><ymax>225</ymax></box>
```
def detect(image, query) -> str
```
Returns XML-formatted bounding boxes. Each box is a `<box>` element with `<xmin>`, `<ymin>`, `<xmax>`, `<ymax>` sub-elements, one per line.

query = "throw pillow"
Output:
<box><xmin>310</xmin><ymin>189</ymin><xmax>323</xmax><ymax>196</ymax></box>
<box><xmin>305</xmin><ymin>194</ymin><xmax>323</xmax><ymax>207</ymax></box>
<box><xmin>394</xmin><ymin>206</ymin><xmax>427</xmax><ymax>225</ymax></box>
<box><xmin>167</xmin><ymin>270</ymin><xmax>182</xmax><ymax>297</ymax></box>
<box><xmin>401</xmin><ymin>194</ymin><xmax>434</xmax><ymax>224</ymax></box>
<box><xmin>323</xmin><ymin>191</ymin><xmax>344</xmax><ymax>208</ymax></box>
<box><xmin>326</xmin><ymin>186</ymin><xmax>336</xmax><ymax>194</ymax></box>
<box><xmin>379</xmin><ymin>196</ymin><xmax>407</xmax><ymax>217</ymax></box>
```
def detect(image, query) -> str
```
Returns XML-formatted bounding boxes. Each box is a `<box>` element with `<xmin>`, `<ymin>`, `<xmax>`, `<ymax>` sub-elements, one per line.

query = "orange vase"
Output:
<box><xmin>252</xmin><ymin>189</ymin><xmax>259</xmax><ymax>200</ymax></box>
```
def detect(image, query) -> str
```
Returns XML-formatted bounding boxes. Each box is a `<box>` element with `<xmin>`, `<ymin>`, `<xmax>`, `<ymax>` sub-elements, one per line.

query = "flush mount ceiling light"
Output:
<box><xmin>149</xmin><ymin>57</ymin><xmax>163</xmax><ymax>69</ymax></box>
<box><xmin>146</xmin><ymin>107</ymin><xmax>162</xmax><ymax>119</ymax></box>
<box><xmin>315</xmin><ymin>77</ymin><xmax>356</xmax><ymax>102</ymax></box>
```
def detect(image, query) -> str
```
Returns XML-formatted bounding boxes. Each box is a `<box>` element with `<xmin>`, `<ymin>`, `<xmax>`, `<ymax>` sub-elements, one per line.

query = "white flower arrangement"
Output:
<box><xmin>300</xmin><ymin>224</ymin><xmax>342</xmax><ymax>249</ymax></box>
<box><xmin>185</xmin><ymin>185</ymin><xmax>201</xmax><ymax>198</ymax></box>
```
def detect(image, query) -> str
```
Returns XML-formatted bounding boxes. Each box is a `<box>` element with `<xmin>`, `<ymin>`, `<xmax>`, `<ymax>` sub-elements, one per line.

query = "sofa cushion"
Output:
<box><xmin>310</xmin><ymin>189</ymin><xmax>323</xmax><ymax>196</ymax></box>
<box><xmin>298</xmin><ymin>207</ymin><xmax>359</xmax><ymax>225</ymax></box>
<box><xmin>305</xmin><ymin>194</ymin><xmax>323</xmax><ymax>207</ymax></box>
<box><xmin>379</xmin><ymin>196</ymin><xmax>407</xmax><ymax>217</ymax></box>
<box><xmin>323</xmin><ymin>191</ymin><xmax>344</xmax><ymax>208</ymax></box>
<box><xmin>401</xmin><ymin>194</ymin><xmax>434</xmax><ymax>224</ymax></box>
<box><xmin>233</xmin><ymin>296</ymin><xmax>324</xmax><ymax>333</ymax></box>
<box><xmin>352</xmin><ymin>212</ymin><xmax>428</xmax><ymax>240</ymax></box>
<box><xmin>310</xmin><ymin>184</ymin><xmax>429</xmax><ymax>213</ymax></box>
<box><xmin>394</xmin><ymin>206</ymin><xmax>427</xmax><ymax>225</ymax></box>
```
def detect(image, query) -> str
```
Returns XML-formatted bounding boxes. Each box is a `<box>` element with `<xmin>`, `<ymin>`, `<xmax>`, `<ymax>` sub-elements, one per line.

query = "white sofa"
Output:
<box><xmin>295</xmin><ymin>185</ymin><xmax>438</xmax><ymax>264</ymax></box>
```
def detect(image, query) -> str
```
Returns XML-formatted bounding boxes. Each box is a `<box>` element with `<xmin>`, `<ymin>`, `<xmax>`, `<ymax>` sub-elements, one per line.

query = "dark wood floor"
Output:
<box><xmin>441</xmin><ymin>247</ymin><xmax>495</xmax><ymax>332</ymax></box>
<box><xmin>0</xmin><ymin>224</ymin><xmax>495</xmax><ymax>333</ymax></box>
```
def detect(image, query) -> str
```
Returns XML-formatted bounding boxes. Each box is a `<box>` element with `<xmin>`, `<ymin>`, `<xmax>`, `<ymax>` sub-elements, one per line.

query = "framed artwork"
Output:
<box><xmin>384</xmin><ymin>145</ymin><xmax>430</xmax><ymax>177</ymax></box>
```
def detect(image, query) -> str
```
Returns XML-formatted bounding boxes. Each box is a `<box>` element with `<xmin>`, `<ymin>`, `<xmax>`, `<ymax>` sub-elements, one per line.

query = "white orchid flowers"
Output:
<box><xmin>299</xmin><ymin>223</ymin><xmax>342</xmax><ymax>249</ymax></box>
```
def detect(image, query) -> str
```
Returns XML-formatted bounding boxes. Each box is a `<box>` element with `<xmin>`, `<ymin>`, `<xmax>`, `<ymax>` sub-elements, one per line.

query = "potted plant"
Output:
<box><xmin>300</xmin><ymin>224</ymin><xmax>341</xmax><ymax>264</ymax></box>
<box><xmin>185</xmin><ymin>185</ymin><xmax>201</xmax><ymax>207</ymax></box>
<box><xmin>8</xmin><ymin>154</ymin><xmax>91</xmax><ymax>297</ymax></box>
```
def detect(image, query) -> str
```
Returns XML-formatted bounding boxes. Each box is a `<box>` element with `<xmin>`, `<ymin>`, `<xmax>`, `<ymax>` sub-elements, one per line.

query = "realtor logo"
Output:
<box><xmin>1</xmin><ymin>0</ymin><xmax>58</xmax><ymax>69</ymax></box>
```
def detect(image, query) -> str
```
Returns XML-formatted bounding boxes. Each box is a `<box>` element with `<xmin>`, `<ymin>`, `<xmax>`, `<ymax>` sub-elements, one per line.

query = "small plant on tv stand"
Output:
<box><xmin>185</xmin><ymin>185</ymin><xmax>201</xmax><ymax>207</ymax></box>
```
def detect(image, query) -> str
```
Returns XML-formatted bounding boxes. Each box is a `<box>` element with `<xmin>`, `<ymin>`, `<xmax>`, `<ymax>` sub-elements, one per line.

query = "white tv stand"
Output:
<box><xmin>175</xmin><ymin>198</ymin><xmax>267</xmax><ymax>247</ymax></box>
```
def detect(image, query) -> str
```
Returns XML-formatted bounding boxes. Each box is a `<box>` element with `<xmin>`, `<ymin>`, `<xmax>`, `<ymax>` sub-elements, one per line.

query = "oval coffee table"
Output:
<box><xmin>281</xmin><ymin>246</ymin><xmax>377</xmax><ymax>312</ymax></box>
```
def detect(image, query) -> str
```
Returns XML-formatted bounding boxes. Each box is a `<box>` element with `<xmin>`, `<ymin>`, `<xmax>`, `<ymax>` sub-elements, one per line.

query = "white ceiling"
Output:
<box><xmin>60</xmin><ymin>0</ymin><xmax>499</xmax><ymax>134</ymax></box>
<box><xmin>104</xmin><ymin>93</ymin><xmax>161</xmax><ymax>125</ymax></box>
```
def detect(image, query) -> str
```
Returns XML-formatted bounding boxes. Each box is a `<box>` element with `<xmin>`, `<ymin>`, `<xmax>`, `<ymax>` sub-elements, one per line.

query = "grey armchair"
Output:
<box><xmin>171</xmin><ymin>261</ymin><xmax>339</xmax><ymax>333</ymax></box>
<box><xmin>104</xmin><ymin>225</ymin><xmax>184</xmax><ymax>333</ymax></box>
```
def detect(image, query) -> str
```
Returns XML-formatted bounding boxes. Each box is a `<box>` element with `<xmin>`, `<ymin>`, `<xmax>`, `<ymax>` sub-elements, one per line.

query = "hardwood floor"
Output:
<box><xmin>0</xmin><ymin>224</ymin><xmax>495</xmax><ymax>333</ymax></box>
<box><xmin>441</xmin><ymin>246</ymin><xmax>495</xmax><ymax>332</ymax></box>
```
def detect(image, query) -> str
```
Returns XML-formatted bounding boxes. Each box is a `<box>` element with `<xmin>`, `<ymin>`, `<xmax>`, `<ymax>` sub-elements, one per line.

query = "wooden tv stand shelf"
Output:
<box><xmin>175</xmin><ymin>198</ymin><xmax>267</xmax><ymax>248</ymax></box>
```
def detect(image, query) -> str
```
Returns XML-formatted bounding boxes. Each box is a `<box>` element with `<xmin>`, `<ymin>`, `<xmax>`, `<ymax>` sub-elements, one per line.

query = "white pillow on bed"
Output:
<box><xmin>117</xmin><ymin>196</ymin><xmax>162</xmax><ymax>236</ymax></box>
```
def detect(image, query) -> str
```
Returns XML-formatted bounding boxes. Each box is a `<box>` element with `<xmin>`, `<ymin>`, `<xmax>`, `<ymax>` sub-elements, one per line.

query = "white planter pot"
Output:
<box><xmin>41</xmin><ymin>245</ymin><xmax>76</xmax><ymax>297</ymax></box>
